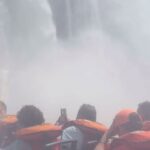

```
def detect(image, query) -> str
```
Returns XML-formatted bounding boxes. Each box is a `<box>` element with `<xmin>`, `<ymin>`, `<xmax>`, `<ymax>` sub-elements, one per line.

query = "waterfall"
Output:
<box><xmin>0</xmin><ymin>0</ymin><xmax>150</xmax><ymax>124</ymax></box>
<box><xmin>49</xmin><ymin>0</ymin><xmax>101</xmax><ymax>39</ymax></box>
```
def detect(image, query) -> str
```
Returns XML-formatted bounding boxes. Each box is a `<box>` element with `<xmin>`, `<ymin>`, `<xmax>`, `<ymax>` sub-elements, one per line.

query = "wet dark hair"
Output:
<box><xmin>137</xmin><ymin>101</ymin><xmax>150</xmax><ymax>121</ymax></box>
<box><xmin>122</xmin><ymin>112</ymin><xmax>143</xmax><ymax>132</ymax></box>
<box><xmin>17</xmin><ymin>105</ymin><xmax>45</xmax><ymax>128</ymax></box>
<box><xmin>76</xmin><ymin>104</ymin><xmax>96</xmax><ymax>121</ymax></box>
<box><xmin>0</xmin><ymin>101</ymin><xmax>7</xmax><ymax>112</ymax></box>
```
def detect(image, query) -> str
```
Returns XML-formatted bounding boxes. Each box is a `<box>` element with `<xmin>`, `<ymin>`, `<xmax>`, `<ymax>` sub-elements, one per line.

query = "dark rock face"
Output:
<box><xmin>48</xmin><ymin>0</ymin><xmax>69</xmax><ymax>39</ymax></box>
<box><xmin>48</xmin><ymin>0</ymin><xmax>97</xmax><ymax>39</ymax></box>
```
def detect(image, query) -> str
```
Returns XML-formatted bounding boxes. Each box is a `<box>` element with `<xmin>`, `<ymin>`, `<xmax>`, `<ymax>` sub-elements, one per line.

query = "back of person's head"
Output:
<box><xmin>137</xmin><ymin>101</ymin><xmax>150</xmax><ymax>121</ymax></box>
<box><xmin>17</xmin><ymin>105</ymin><xmax>45</xmax><ymax>128</ymax></box>
<box><xmin>76</xmin><ymin>104</ymin><xmax>96</xmax><ymax>122</ymax></box>
<box><xmin>0</xmin><ymin>100</ymin><xmax>7</xmax><ymax>117</ymax></box>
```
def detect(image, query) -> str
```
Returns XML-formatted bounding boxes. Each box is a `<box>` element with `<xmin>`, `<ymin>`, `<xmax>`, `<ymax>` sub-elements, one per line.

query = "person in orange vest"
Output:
<box><xmin>0</xmin><ymin>101</ymin><xmax>17</xmax><ymax>148</ymax></box>
<box><xmin>62</xmin><ymin>104</ymin><xmax>107</xmax><ymax>150</ymax></box>
<box><xmin>106</xmin><ymin>109</ymin><xmax>142</xmax><ymax>139</ymax></box>
<box><xmin>137</xmin><ymin>101</ymin><xmax>150</xmax><ymax>131</ymax></box>
<box><xmin>0</xmin><ymin>115</ymin><xmax>17</xmax><ymax>148</ymax></box>
<box><xmin>109</xmin><ymin>130</ymin><xmax>150</xmax><ymax>150</ymax></box>
<box><xmin>95</xmin><ymin>109</ymin><xmax>142</xmax><ymax>150</ymax></box>
<box><xmin>4</xmin><ymin>105</ymin><xmax>62</xmax><ymax>150</ymax></box>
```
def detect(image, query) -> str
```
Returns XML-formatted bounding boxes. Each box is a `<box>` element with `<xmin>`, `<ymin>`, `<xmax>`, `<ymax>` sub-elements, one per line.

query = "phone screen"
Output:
<box><xmin>61</xmin><ymin>108</ymin><xmax>66</xmax><ymax>116</ymax></box>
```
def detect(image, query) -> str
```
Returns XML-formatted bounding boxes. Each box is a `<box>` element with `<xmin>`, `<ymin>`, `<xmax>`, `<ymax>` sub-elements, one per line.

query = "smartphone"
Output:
<box><xmin>61</xmin><ymin>108</ymin><xmax>67</xmax><ymax>117</ymax></box>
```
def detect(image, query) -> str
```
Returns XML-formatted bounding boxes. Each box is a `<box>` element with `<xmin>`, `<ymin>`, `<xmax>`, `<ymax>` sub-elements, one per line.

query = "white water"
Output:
<box><xmin>0</xmin><ymin>0</ymin><xmax>150</xmax><ymax>125</ymax></box>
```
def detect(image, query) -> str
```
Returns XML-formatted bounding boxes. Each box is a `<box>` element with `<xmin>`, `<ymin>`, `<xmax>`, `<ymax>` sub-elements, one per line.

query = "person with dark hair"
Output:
<box><xmin>5</xmin><ymin>105</ymin><xmax>62</xmax><ymax>150</ymax></box>
<box><xmin>0</xmin><ymin>116</ymin><xmax>17</xmax><ymax>148</ymax></box>
<box><xmin>0</xmin><ymin>100</ymin><xmax>17</xmax><ymax>148</ymax></box>
<box><xmin>76</xmin><ymin>104</ymin><xmax>96</xmax><ymax>121</ymax></box>
<box><xmin>106</xmin><ymin>111</ymin><xmax>150</xmax><ymax>150</ymax></box>
<box><xmin>62</xmin><ymin>104</ymin><xmax>107</xmax><ymax>150</ymax></box>
<box><xmin>4</xmin><ymin>105</ymin><xmax>45</xmax><ymax>150</ymax></box>
<box><xmin>106</xmin><ymin>109</ymin><xmax>142</xmax><ymax>139</ymax></box>
<box><xmin>137</xmin><ymin>101</ymin><xmax>150</xmax><ymax>131</ymax></box>
<box><xmin>95</xmin><ymin>109</ymin><xmax>143</xmax><ymax>150</ymax></box>
<box><xmin>17</xmin><ymin>105</ymin><xmax>45</xmax><ymax>128</ymax></box>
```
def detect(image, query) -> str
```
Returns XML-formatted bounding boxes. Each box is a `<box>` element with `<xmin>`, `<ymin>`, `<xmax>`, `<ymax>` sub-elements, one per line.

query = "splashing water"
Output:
<box><xmin>0</xmin><ymin>0</ymin><xmax>150</xmax><ymax>125</ymax></box>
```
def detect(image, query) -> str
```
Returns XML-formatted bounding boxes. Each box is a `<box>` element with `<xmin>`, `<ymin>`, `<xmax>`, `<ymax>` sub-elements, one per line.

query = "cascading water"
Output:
<box><xmin>0</xmin><ymin>0</ymin><xmax>150</xmax><ymax>124</ymax></box>
<box><xmin>0</xmin><ymin>1</ymin><xmax>10</xmax><ymax>101</ymax></box>
<box><xmin>49</xmin><ymin>0</ymin><xmax>101</xmax><ymax>38</ymax></box>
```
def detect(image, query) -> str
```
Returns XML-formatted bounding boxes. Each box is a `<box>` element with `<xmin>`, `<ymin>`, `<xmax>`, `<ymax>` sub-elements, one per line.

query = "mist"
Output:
<box><xmin>0</xmin><ymin>0</ymin><xmax>150</xmax><ymax>125</ymax></box>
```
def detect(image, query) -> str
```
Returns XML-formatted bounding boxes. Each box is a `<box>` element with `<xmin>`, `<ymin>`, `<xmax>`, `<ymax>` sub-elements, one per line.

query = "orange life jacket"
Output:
<box><xmin>16</xmin><ymin>123</ymin><xmax>62</xmax><ymax>150</ymax></box>
<box><xmin>0</xmin><ymin>115</ymin><xmax>17</xmax><ymax>126</ymax></box>
<box><xmin>110</xmin><ymin>131</ymin><xmax>150</xmax><ymax>150</ymax></box>
<box><xmin>112</xmin><ymin>109</ymin><xmax>136</xmax><ymax>129</ymax></box>
<box><xmin>0</xmin><ymin>115</ymin><xmax>17</xmax><ymax>148</ymax></box>
<box><xmin>143</xmin><ymin>121</ymin><xmax>150</xmax><ymax>131</ymax></box>
<box><xmin>63</xmin><ymin>119</ymin><xmax>108</xmax><ymax>150</ymax></box>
